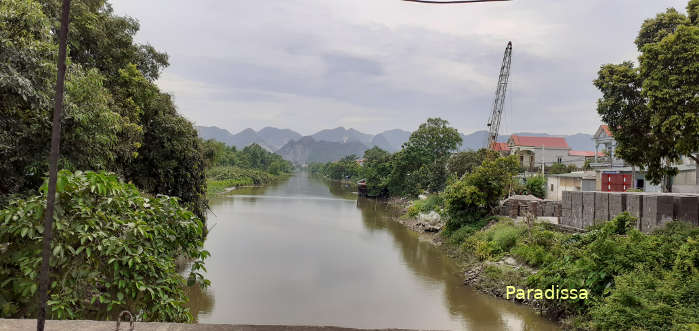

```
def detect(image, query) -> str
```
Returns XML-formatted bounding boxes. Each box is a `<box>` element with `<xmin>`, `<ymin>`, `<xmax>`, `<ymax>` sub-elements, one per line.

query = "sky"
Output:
<box><xmin>111</xmin><ymin>0</ymin><xmax>689</xmax><ymax>136</ymax></box>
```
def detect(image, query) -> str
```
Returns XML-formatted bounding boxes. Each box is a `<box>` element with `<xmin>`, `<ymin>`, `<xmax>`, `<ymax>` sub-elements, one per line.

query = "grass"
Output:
<box><xmin>442</xmin><ymin>213</ymin><xmax>699</xmax><ymax>330</ymax></box>
<box><xmin>206</xmin><ymin>166</ymin><xmax>289</xmax><ymax>194</ymax></box>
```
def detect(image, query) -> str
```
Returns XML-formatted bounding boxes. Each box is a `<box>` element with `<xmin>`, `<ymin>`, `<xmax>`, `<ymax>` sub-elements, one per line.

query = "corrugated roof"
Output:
<box><xmin>510</xmin><ymin>135</ymin><xmax>570</xmax><ymax>149</ymax></box>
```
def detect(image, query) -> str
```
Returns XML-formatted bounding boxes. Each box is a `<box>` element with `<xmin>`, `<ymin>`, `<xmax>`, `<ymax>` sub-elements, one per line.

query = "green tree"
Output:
<box><xmin>443</xmin><ymin>155</ymin><xmax>519</xmax><ymax>231</ymax></box>
<box><xmin>594</xmin><ymin>1</ymin><xmax>699</xmax><ymax>187</ymax></box>
<box><xmin>0</xmin><ymin>171</ymin><xmax>209</xmax><ymax>321</ymax></box>
<box><xmin>447</xmin><ymin>149</ymin><xmax>498</xmax><ymax>178</ymax></box>
<box><xmin>525</xmin><ymin>175</ymin><xmax>546</xmax><ymax>199</ymax></box>
<box><xmin>548</xmin><ymin>163</ymin><xmax>570</xmax><ymax>175</ymax></box>
<box><xmin>360</xmin><ymin>147</ymin><xmax>392</xmax><ymax>197</ymax></box>
<box><xmin>389</xmin><ymin>118</ymin><xmax>462</xmax><ymax>195</ymax></box>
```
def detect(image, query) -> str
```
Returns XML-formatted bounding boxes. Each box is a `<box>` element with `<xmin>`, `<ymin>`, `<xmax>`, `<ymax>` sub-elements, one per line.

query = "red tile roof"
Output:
<box><xmin>510</xmin><ymin>135</ymin><xmax>570</xmax><ymax>149</ymax></box>
<box><xmin>492</xmin><ymin>142</ymin><xmax>510</xmax><ymax>151</ymax></box>
<box><xmin>600</xmin><ymin>125</ymin><xmax>612</xmax><ymax>137</ymax></box>
<box><xmin>568</xmin><ymin>150</ymin><xmax>604</xmax><ymax>157</ymax></box>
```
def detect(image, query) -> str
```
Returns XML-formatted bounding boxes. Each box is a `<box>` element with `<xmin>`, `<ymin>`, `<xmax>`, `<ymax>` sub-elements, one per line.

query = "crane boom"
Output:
<box><xmin>486</xmin><ymin>41</ymin><xmax>512</xmax><ymax>150</ymax></box>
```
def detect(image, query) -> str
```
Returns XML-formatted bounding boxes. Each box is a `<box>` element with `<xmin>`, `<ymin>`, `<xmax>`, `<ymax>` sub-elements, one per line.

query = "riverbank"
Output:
<box><xmin>383</xmin><ymin>197</ymin><xmax>699</xmax><ymax>330</ymax></box>
<box><xmin>206</xmin><ymin>166</ymin><xmax>292</xmax><ymax>195</ymax></box>
<box><xmin>386</xmin><ymin>198</ymin><xmax>540</xmax><ymax>302</ymax></box>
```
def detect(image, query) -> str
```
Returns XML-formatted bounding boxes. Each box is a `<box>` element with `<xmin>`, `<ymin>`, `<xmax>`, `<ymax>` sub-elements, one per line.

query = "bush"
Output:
<box><xmin>525</xmin><ymin>175</ymin><xmax>546</xmax><ymax>199</ymax></box>
<box><xmin>443</xmin><ymin>180</ymin><xmax>488</xmax><ymax>231</ymax></box>
<box><xmin>0</xmin><ymin>170</ymin><xmax>209</xmax><ymax>321</ymax></box>
<box><xmin>527</xmin><ymin>213</ymin><xmax>698</xmax><ymax>324</ymax></box>
<box><xmin>464</xmin><ymin>220</ymin><xmax>526</xmax><ymax>260</ymax></box>
<box><xmin>445</xmin><ymin>217</ymin><xmax>493</xmax><ymax>245</ymax></box>
<box><xmin>443</xmin><ymin>155</ymin><xmax>519</xmax><ymax>231</ymax></box>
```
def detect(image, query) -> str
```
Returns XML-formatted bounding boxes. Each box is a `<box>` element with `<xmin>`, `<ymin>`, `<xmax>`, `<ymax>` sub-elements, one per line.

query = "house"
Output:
<box><xmin>506</xmin><ymin>135</ymin><xmax>573</xmax><ymax>171</ymax></box>
<box><xmin>492</xmin><ymin>142</ymin><xmax>510</xmax><ymax>155</ymax></box>
<box><xmin>591</xmin><ymin>125</ymin><xmax>625</xmax><ymax>168</ymax></box>
<box><xmin>567</xmin><ymin>150</ymin><xmax>605</xmax><ymax>167</ymax></box>
<box><xmin>546</xmin><ymin>171</ymin><xmax>596</xmax><ymax>200</ymax></box>
<box><xmin>594</xmin><ymin>166</ymin><xmax>661</xmax><ymax>192</ymax></box>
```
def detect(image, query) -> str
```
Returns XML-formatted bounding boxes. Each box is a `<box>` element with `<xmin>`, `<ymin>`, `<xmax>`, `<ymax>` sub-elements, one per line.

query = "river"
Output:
<box><xmin>185</xmin><ymin>172</ymin><xmax>559</xmax><ymax>330</ymax></box>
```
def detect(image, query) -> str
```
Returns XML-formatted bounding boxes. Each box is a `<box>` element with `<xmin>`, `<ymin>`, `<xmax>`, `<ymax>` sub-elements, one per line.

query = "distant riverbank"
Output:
<box><xmin>207</xmin><ymin>166</ymin><xmax>292</xmax><ymax>195</ymax></box>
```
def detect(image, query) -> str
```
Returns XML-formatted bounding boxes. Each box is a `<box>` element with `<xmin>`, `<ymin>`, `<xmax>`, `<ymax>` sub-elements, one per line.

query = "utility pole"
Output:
<box><xmin>37</xmin><ymin>0</ymin><xmax>71</xmax><ymax>330</ymax></box>
<box><xmin>541</xmin><ymin>145</ymin><xmax>545</xmax><ymax>176</ymax></box>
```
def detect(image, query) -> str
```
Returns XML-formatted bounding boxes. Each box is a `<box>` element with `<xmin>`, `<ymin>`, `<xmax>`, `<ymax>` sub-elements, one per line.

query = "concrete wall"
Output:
<box><xmin>560</xmin><ymin>191</ymin><xmax>699</xmax><ymax>232</ymax></box>
<box><xmin>546</xmin><ymin>176</ymin><xmax>583</xmax><ymax>201</ymax></box>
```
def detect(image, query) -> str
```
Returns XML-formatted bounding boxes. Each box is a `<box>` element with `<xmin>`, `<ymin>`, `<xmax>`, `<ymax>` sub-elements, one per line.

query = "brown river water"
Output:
<box><xmin>185</xmin><ymin>172</ymin><xmax>559</xmax><ymax>330</ymax></box>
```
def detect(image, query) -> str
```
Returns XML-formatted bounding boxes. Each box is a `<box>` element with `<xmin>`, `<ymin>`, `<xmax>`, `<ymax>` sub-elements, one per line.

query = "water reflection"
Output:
<box><xmin>186</xmin><ymin>173</ymin><xmax>558</xmax><ymax>330</ymax></box>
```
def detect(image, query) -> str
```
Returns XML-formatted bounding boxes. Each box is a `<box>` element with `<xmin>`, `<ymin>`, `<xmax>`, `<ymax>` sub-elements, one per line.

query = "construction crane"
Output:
<box><xmin>486</xmin><ymin>41</ymin><xmax>512</xmax><ymax>150</ymax></box>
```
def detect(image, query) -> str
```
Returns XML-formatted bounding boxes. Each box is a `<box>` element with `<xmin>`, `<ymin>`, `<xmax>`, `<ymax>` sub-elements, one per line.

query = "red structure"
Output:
<box><xmin>601</xmin><ymin>173</ymin><xmax>632</xmax><ymax>192</ymax></box>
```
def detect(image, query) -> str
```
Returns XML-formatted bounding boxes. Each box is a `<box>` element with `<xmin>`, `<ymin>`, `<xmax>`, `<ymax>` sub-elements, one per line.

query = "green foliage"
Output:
<box><xmin>406</xmin><ymin>195</ymin><xmax>443</xmax><ymax>217</ymax></box>
<box><xmin>547</xmin><ymin>163</ymin><xmax>570</xmax><ymax>175</ymax></box>
<box><xmin>525</xmin><ymin>175</ymin><xmax>546</xmax><ymax>199</ymax></box>
<box><xmin>595</xmin><ymin>1</ymin><xmax>699</xmax><ymax>185</ymax></box>
<box><xmin>464</xmin><ymin>220</ymin><xmax>526</xmax><ymax>260</ymax></box>
<box><xmin>447</xmin><ymin>149</ymin><xmax>498</xmax><ymax>179</ymax></box>
<box><xmin>359</xmin><ymin>147</ymin><xmax>392</xmax><ymax>197</ymax></box>
<box><xmin>309</xmin><ymin>155</ymin><xmax>361</xmax><ymax>181</ymax></box>
<box><xmin>206</xmin><ymin>166</ymin><xmax>282</xmax><ymax>194</ymax></box>
<box><xmin>445</xmin><ymin>211</ymin><xmax>698</xmax><ymax>329</ymax></box>
<box><xmin>443</xmin><ymin>155</ymin><xmax>519</xmax><ymax>231</ymax></box>
<box><xmin>1</xmin><ymin>0</ymin><xmax>208</xmax><ymax>220</ymax></box>
<box><xmin>388</xmin><ymin>118</ymin><xmax>462</xmax><ymax>196</ymax></box>
<box><xmin>444</xmin><ymin>217</ymin><xmax>492</xmax><ymax>246</ymax></box>
<box><xmin>201</xmin><ymin>140</ymin><xmax>293</xmax><ymax>176</ymax></box>
<box><xmin>528</xmin><ymin>213</ymin><xmax>698</xmax><ymax>328</ymax></box>
<box><xmin>0</xmin><ymin>170</ymin><xmax>208</xmax><ymax>321</ymax></box>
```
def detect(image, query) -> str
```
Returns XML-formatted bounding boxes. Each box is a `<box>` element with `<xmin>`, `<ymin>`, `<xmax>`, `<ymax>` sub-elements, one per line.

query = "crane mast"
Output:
<box><xmin>486</xmin><ymin>41</ymin><xmax>512</xmax><ymax>150</ymax></box>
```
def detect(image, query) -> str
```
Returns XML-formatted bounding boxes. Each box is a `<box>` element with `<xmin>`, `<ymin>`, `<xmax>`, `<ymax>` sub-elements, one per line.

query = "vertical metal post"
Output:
<box><xmin>37</xmin><ymin>0</ymin><xmax>71</xmax><ymax>330</ymax></box>
<box><xmin>541</xmin><ymin>145</ymin><xmax>545</xmax><ymax>176</ymax></box>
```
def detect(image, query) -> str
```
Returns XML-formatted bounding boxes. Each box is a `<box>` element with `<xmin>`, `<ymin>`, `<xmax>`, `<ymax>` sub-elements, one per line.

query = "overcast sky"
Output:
<box><xmin>111</xmin><ymin>0</ymin><xmax>688</xmax><ymax>136</ymax></box>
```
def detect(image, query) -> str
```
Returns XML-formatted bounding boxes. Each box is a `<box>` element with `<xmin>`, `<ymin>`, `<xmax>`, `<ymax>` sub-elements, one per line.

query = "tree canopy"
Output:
<box><xmin>0</xmin><ymin>171</ymin><xmax>208</xmax><ymax>321</ymax></box>
<box><xmin>594</xmin><ymin>0</ymin><xmax>699</xmax><ymax>185</ymax></box>
<box><xmin>0</xmin><ymin>0</ymin><xmax>207</xmax><ymax>218</ymax></box>
<box><xmin>389</xmin><ymin>118</ymin><xmax>462</xmax><ymax>195</ymax></box>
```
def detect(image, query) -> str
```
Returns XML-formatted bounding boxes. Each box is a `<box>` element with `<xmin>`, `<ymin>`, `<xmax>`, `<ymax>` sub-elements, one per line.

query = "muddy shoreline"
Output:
<box><xmin>382</xmin><ymin>197</ymin><xmax>565</xmax><ymax>327</ymax></box>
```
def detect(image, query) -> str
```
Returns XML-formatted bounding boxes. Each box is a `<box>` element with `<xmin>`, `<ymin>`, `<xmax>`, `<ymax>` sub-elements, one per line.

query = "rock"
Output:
<box><xmin>503</xmin><ymin>256</ymin><xmax>518</xmax><ymax>266</ymax></box>
<box><xmin>418</xmin><ymin>211</ymin><xmax>441</xmax><ymax>224</ymax></box>
<box><xmin>464</xmin><ymin>265</ymin><xmax>483</xmax><ymax>284</ymax></box>
<box><xmin>418</xmin><ymin>194</ymin><xmax>428</xmax><ymax>200</ymax></box>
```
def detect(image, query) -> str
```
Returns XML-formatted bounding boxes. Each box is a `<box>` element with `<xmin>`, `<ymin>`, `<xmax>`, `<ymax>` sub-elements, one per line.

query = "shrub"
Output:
<box><xmin>528</xmin><ymin>213</ymin><xmax>698</xmax><ymax>321</ymax></box>
<box><xmin>0</xmin><ymin>170</ymin><xmax>209</xmax><ymax>321</ymax></box>
<box><xmin>445</xmin><ymin>217</ymin><xmax>492</xmax><ymax>245</ymax></box>
<box><xmin>525</xmin><ymin>175</ymin><xmax>546</xmax><ymax>199</ymax></box>
<box><xmin>464</xmin><ymin>220</ymin><xmax>526</xmax><ymax>260</ymax></box>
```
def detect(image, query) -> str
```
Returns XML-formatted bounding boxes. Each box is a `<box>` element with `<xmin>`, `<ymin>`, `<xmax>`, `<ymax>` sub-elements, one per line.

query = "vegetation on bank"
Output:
<box><xmin>0</xmin><ymin>0</ymin><xmax>212</xmax><ymax>321</ymax></box>
<box><xmin>1</xmin><ymin>0</ymin><xmax>207</xmax><ymax>220</ymax></box>
<box><xmin>311</xmin><ymin>118</ymin><xmax>463</xmax><ymax>197</ymax></box>
<box><xmin>200</xmin><ymin>140</ymin><xmax>294</xmax><ymax>194</ymax></box>
<box><xmin>0</xmin><ymin>171</ymin><xmax>209</xmax><ymax>322</ymax></box>
<box><xmin>397</xmin><ymin>150</ymin><xmax>698</xmax><ymax>330</ymax></box>
<box><xmin>441</xmin><ymin>214</ymin><xmax>698</xmax><ymax>331</ymax></box>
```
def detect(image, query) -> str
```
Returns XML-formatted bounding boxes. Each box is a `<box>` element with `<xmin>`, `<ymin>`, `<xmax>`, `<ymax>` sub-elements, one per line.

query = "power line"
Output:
<box><xmin>402</xmin><ymin>0</ymin><xmax>510</xmax><ymax>3</ymax></box>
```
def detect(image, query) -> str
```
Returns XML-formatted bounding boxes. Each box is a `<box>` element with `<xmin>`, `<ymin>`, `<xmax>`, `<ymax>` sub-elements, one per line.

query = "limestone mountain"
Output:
<box><xmin>275</xmin><ymin>137</ymin><xmax>369</xmax><ymax>164</ymax></box>
<box><xmin>196</xmin><ymin>126</ymin><xmax>301</xmax><ymax>151</ymax></box>
<box><xmin>311</xmin><ymin>127</ymin><xmax>374</xmax><ymax>145</ymax></box>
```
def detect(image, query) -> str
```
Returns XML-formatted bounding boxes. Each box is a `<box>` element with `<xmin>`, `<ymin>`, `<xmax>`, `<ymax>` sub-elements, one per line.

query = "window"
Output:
<box><xmin>550</xmin><ymin>184</ymin><xmax>554</xmax><ymax>191</ymax></box>
<box><xmin>557</xmin><ymin>157</ymin><xmax>562</xmax><ymax>163</ymax></box>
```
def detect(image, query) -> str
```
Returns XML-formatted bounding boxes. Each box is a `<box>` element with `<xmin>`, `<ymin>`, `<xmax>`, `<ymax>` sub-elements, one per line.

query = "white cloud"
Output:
<box><xmin>112</xmin><ymin>0</ymin><xmax>690</xmax><ymax>135</ymax></box>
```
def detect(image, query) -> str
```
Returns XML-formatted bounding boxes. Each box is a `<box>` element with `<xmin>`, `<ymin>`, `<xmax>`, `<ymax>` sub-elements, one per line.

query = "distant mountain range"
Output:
<box><xmin>196</xmin><ymin>125</ymin><xmax>595</xmax><ymax>164</ymax></box>
<box><xmin>196</xmin><ymin>126</ymin><xmax>301</xmax><ymax>151</ymax></box>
